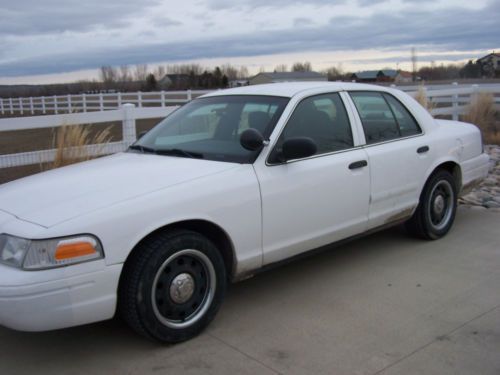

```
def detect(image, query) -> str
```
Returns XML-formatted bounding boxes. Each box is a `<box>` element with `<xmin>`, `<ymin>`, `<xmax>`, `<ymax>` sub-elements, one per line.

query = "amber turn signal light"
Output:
<box><xmin>55</xmin><ymin>241</ymin><xmax>97</xmax><ymax>261</ymax></box>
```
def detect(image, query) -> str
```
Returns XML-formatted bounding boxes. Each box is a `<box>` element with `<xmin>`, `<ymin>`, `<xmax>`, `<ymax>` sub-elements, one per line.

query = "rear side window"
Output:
<box><xmin>349</xmin><ymin>92</ymin><xmax>421</xmax><ymax>144</ymax></box>
<box><xmin>384</xmin><ymin>95</ymin><xmax>421</xmax><ymax>137</ymax></box>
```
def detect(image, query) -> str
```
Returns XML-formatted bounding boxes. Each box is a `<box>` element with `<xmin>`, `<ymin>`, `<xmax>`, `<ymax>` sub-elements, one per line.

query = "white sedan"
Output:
<box><xmin>0</xmin><ymin>82</ymin><xmax>489</xmax><ymax>342</ymax></box>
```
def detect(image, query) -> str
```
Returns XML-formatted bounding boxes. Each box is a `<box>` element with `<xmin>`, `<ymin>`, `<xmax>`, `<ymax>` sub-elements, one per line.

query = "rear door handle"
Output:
<box><xmin>349</xmin><ymin>160</ymin><xmax>368</xmax><ymax>170</ymax></box>
<box><xmin>417</xmin><ymin>146</ymin><xmax>430</xmax><ymax>154</ymax></box>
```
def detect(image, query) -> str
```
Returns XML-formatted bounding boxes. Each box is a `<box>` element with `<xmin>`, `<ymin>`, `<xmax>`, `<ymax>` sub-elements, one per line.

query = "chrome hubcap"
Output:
<box><xmin>433</xmin><ymin>195</ymin><xmax>445</xmax><ymax>216</ymax></box>
<box><xmin>427</xmin><ymin>180</ymin><xmax>454</xmax><ymax>231</ymax></box>
<box><xmin>169</xmin><ymin>273</ymin><xmax>195</xmax><ymax>304</ymax></box>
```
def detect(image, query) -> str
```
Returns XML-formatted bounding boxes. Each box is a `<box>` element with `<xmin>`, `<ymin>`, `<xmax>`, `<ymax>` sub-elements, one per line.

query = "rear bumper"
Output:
<box><xmin>0</xmin><ymin>262</ymin><xmax>122</xmax><ymax>332</ymax></box>
<box><xmin>460</xmin><ymin>152</ymin><xmax>490</xmax><ymax>195</ymax></box>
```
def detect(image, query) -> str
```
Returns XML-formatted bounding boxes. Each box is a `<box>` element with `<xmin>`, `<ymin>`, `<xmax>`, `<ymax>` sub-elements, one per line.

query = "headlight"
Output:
<box><xmin>0</xmin><ymin>234</ymin><xmax>104</xmax><ymax>270</ymax></box>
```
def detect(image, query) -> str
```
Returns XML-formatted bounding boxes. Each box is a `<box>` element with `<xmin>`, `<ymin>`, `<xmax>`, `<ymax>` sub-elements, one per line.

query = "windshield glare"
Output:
<box><xmin>134</xmin><ymin>95</ymin><xmax>289</xmax><ymax>163</ymax></box>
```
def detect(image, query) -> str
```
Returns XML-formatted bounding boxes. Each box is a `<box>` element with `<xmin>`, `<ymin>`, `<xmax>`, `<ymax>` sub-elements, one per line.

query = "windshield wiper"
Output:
<box><xmin>129</xmin><ymin>145</ymin><xmax>203</xmax><ymax>159</ymax></box>
<box><xmin>128</xmin><ymin>144</ymin><xmax>157</xmax><ymax>154</ymax></box>
<box><xmin>155</xmin><ymin>148</ymin><xmax>204</xmax><ymax>159</ymax></box>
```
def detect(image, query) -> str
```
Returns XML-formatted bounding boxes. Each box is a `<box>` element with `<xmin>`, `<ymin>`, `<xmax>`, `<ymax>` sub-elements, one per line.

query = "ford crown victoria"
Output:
<box><xmin>0</xmin><ymin>82</ymin><xmax>490</xmax><ymax>342</ymax></box>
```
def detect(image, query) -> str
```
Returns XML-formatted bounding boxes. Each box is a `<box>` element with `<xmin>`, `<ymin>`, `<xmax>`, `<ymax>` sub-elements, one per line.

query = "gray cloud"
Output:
<box><xmin>150</xmin><ymin>16</ymin><xmax>183</xmax><ymax>28</ymax></box>
<box><xmin>207</xmin><ymin>0</ymin><xmax>345</xmax><ymax>9</ymax></box>
<box><xmin>0</xmin><ymin>0</ymin><xmax>498</xmax><ymax>76</ymax></box>
<box><xmin>293</xmin><ymin>17</ymin><xmax>314</xmax><ymax>27</ymax></box>
<box><xmin>342</xmin><ymin>52</ymin><xmax>484</xmax><ymax>66</ymax></box>
<box><xmin>0</xmin><ymin>0</ymin><xmax>160</xmax><ymax>35</ymax></box>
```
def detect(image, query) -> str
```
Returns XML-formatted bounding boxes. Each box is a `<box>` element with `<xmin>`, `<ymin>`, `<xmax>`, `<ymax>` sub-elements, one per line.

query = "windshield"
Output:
<box><xmin>131</xmin><ymin>95</ymin><xmax>290</xmax><ymax>163</ymax></box>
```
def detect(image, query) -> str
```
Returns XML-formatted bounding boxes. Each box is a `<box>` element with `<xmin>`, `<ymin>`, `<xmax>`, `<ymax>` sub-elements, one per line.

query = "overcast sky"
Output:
<box><xmin>0</xmin><ymin>0</ymin><xmax>498</xmax><ymax>84</ymax></box>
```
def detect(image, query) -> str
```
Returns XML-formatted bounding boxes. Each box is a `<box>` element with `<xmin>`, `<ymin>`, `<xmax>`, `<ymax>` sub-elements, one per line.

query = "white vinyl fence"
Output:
<box><xmin>0</xmin><ymin>104</ymin><xmax>176</xmax><ymax>169</ymax></box>
<box><xmin>1</xmin><ymin>84</ymin><xmax>499</xmax><ymax>170</ymax></box>
<box><xmin>0</xmin><ymin>90</ymin><xmax>211</xmax><ymax>115</ymax></box>
<box><xmin>401</xmin><ymin>83</ymin><xmax>500</xmax><ymax>121</ymax></box>
<box><xmin>2</xmin><ymin>84</ymin><xmax>500</xmax><ymax>120</ymax></box>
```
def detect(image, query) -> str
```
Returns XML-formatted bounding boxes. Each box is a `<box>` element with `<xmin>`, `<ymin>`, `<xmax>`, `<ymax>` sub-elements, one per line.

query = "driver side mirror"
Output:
<box><xmin>240</xmin><ymin>128</ymin><xmax>265</xmax><ymax>151</ymax></box>
<box><xmin>272</xmin><ymin>137</ymin><xmax>317</xmax><ymax>163</ymax></box>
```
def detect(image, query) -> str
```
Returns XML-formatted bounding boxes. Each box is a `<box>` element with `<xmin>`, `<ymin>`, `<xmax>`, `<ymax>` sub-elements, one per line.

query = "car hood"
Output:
<box><xmin>0</xmin><ymin>152</ymin><xmax>238</xmax><ymax>227</ymax></box>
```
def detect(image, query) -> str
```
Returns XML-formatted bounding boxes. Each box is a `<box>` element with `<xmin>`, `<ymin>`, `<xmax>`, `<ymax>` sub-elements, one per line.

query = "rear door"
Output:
<box><xmin>347</xmin><ymin>91</ymin><xmax>434</xmax><ymax>229</ymax></box>
<box><xmin>254</xmin><ymin>92</ymin><xmax>371</xmax><ymax>265</ymax></box>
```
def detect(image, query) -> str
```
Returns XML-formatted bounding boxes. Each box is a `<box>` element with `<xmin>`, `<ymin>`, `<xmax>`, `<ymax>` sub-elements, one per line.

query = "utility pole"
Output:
<box><xmin>411</xmin><ymin>47</ymin><xmax>417</xmax><ymax>82</ymax></box>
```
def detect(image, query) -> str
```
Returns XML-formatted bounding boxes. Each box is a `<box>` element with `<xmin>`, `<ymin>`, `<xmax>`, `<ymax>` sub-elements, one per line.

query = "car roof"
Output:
<box><xmin>201</xmin><ymin>82</ymin><xmax>392</xmax><ymax>99</ymax></box>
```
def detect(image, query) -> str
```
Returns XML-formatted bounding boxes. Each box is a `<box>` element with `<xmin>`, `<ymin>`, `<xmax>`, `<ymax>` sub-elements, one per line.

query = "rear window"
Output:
<box><xmin>349</xmin><ymin>91</ymin><xmax>421</xmax><ymax>144</ymax></box>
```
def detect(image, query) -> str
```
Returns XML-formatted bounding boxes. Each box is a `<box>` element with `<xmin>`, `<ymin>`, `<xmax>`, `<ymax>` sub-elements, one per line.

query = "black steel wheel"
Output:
<box><xmin>119</xmin><ymin>229</ymin><xmax>226</xmax><ymax>343</ymax></box>
<box><xmin>405</xmin><ymin>170</ymin><xmax>458</xmax><ymax>240</ymax></box>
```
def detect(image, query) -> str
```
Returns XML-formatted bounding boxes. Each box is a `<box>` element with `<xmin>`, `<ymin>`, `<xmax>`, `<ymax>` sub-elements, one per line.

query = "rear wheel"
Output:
<box><xmin>119</xmin><ymin>230</ymin><xmax>226</xmax><ymax>343</ymax></box>
<box><xmin>405</xmin><ymin>170</ymin><xmax>458</xmax><ymax>240</ymax></box>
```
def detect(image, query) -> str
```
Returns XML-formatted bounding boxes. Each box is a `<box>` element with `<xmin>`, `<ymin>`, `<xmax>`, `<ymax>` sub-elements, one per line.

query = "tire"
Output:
<box><xmin>119</xmin><ymin>229</ymin><xmax>226</xmax><ymax>343</ymax></box>
<box><xmin>405</xmin><ymin>170</ymin><xmax>458</xmax><ymax>240</ymax></box>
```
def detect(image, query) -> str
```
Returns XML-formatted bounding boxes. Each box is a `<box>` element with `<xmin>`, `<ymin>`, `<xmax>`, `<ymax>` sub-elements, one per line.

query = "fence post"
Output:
<box><xmin>99</xmin><ymin>94</ymin><xmax>104</xmax><ymax>111</ymax></box>
<box><xmin>451</xmin><ymin>82</ymin><xmax>458</xmax><ymax>121</ymax></box>
<box><xmin>29</xmin><ymin>97</ymin><xmax>34</xmax><ymax>114</ymax></box>
<box><xmin>54</xmin><ymin>95</ymin><xmax>58</xmax><ymax>114</ymax></box>
<box><xmin>82</xmin><ymin>93</ymin><xmax>87</xmax><ymax>112</ymax></box>
<box><xmin>161</xmin><ymin>90</ymin><xmax>165</xmax><ymax>107</ymax></box>
<box><xmin>470</xmin><ymin>84</ymin><xmax>479</xmax><ymax>109</ymax></box>
<box><xmin>138</xmin><ymin>91</ymin><xmax>142</xmax><ymax>107</ymax></box>
<box><xmin>9</xmin><ymin>98</ymin><xmax>13</xmax><ymax>114</ymax></box>
<box><xmin>0</xmin><ymin>98</ymin><xmax>4</xmax><ymax>115</ymax></box>
<box><xmin>67</xmin><ymin>94</ymin><xmax>72</xmax><ymax>113</ymax></box>
<box><xmin>117</xmin><ymin>92</ymin><xmax>122</xmax><ymax>107</ymax></box>
<box><xmin>122</xmin><ymin>103</ymin><xmax>137</xmax><ymax>146</ymax></box>
<box><xmin>19</xmin><ymin>98</ymin><xmax>23</xmax><ymax>115</ymax></box>
<box><xmin>187</xmin><ymin>89</ymin><xmax>192</xmax><ymax>101</ymax></box>
<box><xmin>41</xmin><ymin>96</ymin><xmax>46</xmax><ymax>114</ymax></box>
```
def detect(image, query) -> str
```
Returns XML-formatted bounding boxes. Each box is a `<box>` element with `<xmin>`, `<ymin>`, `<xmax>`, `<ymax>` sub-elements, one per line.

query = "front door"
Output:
<box><xmin>254</xmin><ymin>92</ymin><xmax>371</xmax><ymax>265</ymax></box>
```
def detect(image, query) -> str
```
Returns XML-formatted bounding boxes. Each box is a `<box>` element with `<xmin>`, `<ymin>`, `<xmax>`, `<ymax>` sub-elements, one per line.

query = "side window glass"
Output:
<box><xmin>383</xmin><ymin>94</ymin><xmax>422</xmax><ymax>137</ymax></box>
<box><xmin>349</xmin><ymin>92</ymin><xmax>400</xmax><ymax>144</ymax></box>
<box><xmin>275</xmin><ymin>93</ymin><xmax>353</xmax><ymax>157</ymax></box>
<box><xmin>239</xmin><ymin>103</ymin><xmax>277</xmax><ymax>136</ymax></box>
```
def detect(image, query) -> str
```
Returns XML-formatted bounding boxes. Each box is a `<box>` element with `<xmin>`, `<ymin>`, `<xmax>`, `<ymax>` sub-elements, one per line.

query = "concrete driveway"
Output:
<box><xmin>1</xmin><ymin>207</ymin><xmax>499</xmax><ymax>375</ymax></box>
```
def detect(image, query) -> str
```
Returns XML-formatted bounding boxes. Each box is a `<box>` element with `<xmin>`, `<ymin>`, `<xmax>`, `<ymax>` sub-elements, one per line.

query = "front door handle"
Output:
<box><xmin>417</xmin><ymin>146</ymin><xmax>430</xmax><ymax>154</ymax></box>
<box><xmin>349</xmin><ymin>160</ymin><xmax>368</xmax><ymax>170</ymax></box>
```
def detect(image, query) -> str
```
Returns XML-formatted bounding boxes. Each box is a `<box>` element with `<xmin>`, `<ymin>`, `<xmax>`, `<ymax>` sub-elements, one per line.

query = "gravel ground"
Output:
<box><xmin>459</xmin><ymin>145</ymin><xmax>500</xmax><ymax>210</ymax></box>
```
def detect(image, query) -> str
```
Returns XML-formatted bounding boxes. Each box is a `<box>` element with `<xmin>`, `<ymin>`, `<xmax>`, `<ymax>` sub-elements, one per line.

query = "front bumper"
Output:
<box><xmin>0</xmin><ymin>261</ymin><xmax>122</xmax><ymax>332</ymax></box>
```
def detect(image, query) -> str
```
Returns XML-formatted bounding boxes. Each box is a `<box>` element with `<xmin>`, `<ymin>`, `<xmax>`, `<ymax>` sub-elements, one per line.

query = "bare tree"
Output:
<box><xmin>237</xmin><ymin>66</ymin><xmax>249</xmax><ymax>79</ymax></box>
<box><xmin>325</xmin><ymin>65</ymin><xmax>344</xmax><ymax>81</ymax></box>
<box><xmin>274</xmin><ymin>64</ymin><xmax>288</xmax><ymax>72</ymax></box>
<box><xmin>292</xmin><ymin>61</ymin><xmax>312</xmax><ymax>72</ymax></box>
<box><xmin>134</xmin><ymin>64</ymin><xmax>149</xmax><ymax>81</ymax></box>
<box><xmin>154</xmin><ymin>65</ymin><xmax>166</xmax><ymax>80</ymax></box>
<box><xmin>167</xmin><ymin>64</ymin><xmax>203</xmax><ymax>75</ymax></box>
<box><xmin>99</xmin><ymin>66</ymin><xmax>118</xmax><ymax>84</ymax></box>
<box><xmin>411</xmin><ymin>47</ymin><xmax>417</xmax><ymax>82</ymax></box>
<box><xmin>119</xmin><ymin>65</ymin><xmax>131</xmax><ymax>82</ymax></box>
<box><xmin>221</xmin><ymin>64</ymin><xmax>238</xmax><ymax>80</ymax></box>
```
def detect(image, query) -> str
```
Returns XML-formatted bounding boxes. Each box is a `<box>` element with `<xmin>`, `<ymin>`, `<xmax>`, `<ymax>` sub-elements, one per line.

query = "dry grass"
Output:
<box><xmin>47</xmin><ymin>124</ymin><xmax>112</xmax><ymax>169</ymax></box>
<box><xmin>413</xmin><ymin>86</ymin><xmax>435</xmax><ymax>113</ymax></box>
<box><xmin>463</xmin><ymin>92</ymin><xmax>499</xmax><ymax>145</ymax></box>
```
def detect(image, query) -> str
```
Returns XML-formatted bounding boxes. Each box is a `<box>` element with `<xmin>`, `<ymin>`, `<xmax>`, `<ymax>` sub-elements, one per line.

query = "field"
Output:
<box><xmin>0</xmin><ymin>118</ymin><xmax>161</xmax><ymax>184</ymax></box>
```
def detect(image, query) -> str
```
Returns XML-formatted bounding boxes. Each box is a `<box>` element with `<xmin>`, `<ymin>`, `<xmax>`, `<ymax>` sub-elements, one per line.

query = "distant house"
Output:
<box><xmin>351</xmin><ymin>69</ymin><xmax>413</xmax><ymax>83</ymax></box>
<box><xmin>351</xmin><ymin>70</ymin><xmax>381</xmax><ymax>82</ymax></box>
<box><xmin>158</xmin><ymin>74</ymin><xmax>191</xmax><ymax>89</ymax></box>
<box><xmin>395</xmin><ymin>71</ymin><xmax>413</xmax><ymax>83</ymax></box>
<box><xmin>249</xmin><ymin>71</ymin><xmax>327</xmax><ymax>85</ymax></box>
<box><xmin>229</xmin><ymin>79</ymin><xmax>250</xmax><ymax>88</ymax></box>
<box><xmin>477</xmin><ymin>52</ymin><xmax>500</xmax><ymax>77</ymax></box>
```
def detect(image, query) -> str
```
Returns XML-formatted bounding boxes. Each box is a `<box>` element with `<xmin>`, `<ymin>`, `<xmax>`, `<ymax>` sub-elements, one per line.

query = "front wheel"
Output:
<box><xmin>405</xmin><ymin>170</ymin><xmax>458</xmax><ymax>240</ymax></box>
<box><xmin>119</xmin><ymin>230</ymin><xmax>226</xmax><ymax>343</ymax></box>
